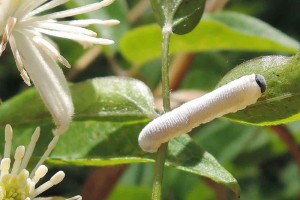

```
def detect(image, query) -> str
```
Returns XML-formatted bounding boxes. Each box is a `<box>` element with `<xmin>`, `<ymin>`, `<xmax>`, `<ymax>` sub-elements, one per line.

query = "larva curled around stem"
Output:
<box><xmin>138</xmin><ymin>74</ymin><xmax>267</xmax><ymax>153</ymax></box>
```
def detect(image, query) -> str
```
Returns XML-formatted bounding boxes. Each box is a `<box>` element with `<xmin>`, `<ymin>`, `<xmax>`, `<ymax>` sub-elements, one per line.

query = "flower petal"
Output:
<box><xmin>13</xmin><ymin>31</ymin><xmax>74</xmax><ymax>136</ymax></box>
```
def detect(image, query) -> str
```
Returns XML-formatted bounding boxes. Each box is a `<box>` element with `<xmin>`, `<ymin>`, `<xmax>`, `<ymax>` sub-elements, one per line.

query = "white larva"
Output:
<box><xmin>138</xmin><ymin>74</ymin><xmax>267</xmax><ymax>153</ymax></box>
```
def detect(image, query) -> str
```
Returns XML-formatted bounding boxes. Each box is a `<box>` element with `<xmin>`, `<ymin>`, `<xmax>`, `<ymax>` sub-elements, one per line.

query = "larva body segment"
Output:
<box><xmin>138</xmin><ymin>74</ymin><xmax>266</xmax><ymax>153</ymax></box>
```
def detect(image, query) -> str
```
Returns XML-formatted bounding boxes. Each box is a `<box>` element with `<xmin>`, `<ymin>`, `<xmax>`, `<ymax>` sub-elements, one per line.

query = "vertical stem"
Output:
<box><xmin>152</xmin><ymin>25</ymin><xmax>172</xmax><ymax>200</ymax></box>
<box><xmin>161</xmin><ymin>26</ymin><xmax>172</xmax><ymax>112</ymax></box>
<box><xmin>152</xmin><ymin>143</ymin><xmax>168</xmax><ymax>200</ymax></box>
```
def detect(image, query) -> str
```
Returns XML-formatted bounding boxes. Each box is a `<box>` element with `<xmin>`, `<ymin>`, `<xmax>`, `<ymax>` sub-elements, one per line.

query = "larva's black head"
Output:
<box><xmin>255</xmin><ymin>74</ymin><xmax>267</xmax><ymax>93</ymax></box>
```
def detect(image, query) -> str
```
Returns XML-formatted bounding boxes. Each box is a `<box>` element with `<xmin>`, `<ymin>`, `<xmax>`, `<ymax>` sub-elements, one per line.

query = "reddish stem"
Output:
<box><xmin>270</xmin><ymin>125</ymin><xmax>300</xmax><ymax>167</ymax></box>
<box><xmin>82</xmin><ymin>165</ymin><xmax>127</xmax><ymax>200</ymax></box>
<box><xmin>203</xmin><ymin>178</ymin><xmax>229</xmax><ymax>200</ymax></box>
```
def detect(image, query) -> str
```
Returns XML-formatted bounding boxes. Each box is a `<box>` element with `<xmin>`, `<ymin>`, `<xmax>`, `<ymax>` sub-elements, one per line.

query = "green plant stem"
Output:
<box><xmin>152</xmin><ymin>25</ymin><xmax>172</xmax><ymax>200</ymax></box>
<box><xmin>161</xmin><ymin>28</ymin><xmax>171</xmax><ymax>112</ymax></box>
<box><xmin>152</xmin><ymin>143</ymin><xmax>168</xmax><ymax>200</ymax></box>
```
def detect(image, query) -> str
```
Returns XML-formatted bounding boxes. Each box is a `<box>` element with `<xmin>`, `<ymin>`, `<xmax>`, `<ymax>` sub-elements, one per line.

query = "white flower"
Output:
<box><xmin>0</xmin><ymin>124</ymin><xmax>81</xmax><ymax>200</ymax></box>
<box><xmin>0</xmin><ymin>0</ymin><xmax>119</xmax><ymax>135</ymax></box>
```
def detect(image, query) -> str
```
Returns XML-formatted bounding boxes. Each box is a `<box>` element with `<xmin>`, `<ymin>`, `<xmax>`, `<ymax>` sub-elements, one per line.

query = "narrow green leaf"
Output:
<box><xmin>120</xmin><ymin>12</ymin><xmax>299</xmax><ymax>65</ymax></box>
<box><xmin>0</xmin><ymin>77</ymin><xmax>156</xmax><ymax>126</ymax></box>
<box><xmin>217</xmin><ymin>53</ymin><xmax>300</xmax><ymax>125</ymax></box>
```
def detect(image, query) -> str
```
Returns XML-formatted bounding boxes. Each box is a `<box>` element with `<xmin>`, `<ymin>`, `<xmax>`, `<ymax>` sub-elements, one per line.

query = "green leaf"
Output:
<box><xmin>0</xmin><ymin>75</ymin><xmax>240</xmax><ymax>195</ymax></box>
<box><xmin>0</xmin><ymin>77</ymin><xmax>156</xmax><ymax>126</ymax></box>
<box><xmin>120</xmin><ymin>11</ymin><xmax>299</xmax><ymax>65</ymax></box>
<box><xmin>172</xmin><ymin>0</ymin><xmax>206</xmax><ymax>34</ymax></box>
<box><xmin>0</xmin><ymin>76</ymin><xmax>239</xmax><ymax>195</ymax></box>
<box><xmin>150</xmin><ymin>0</ymin><xmax>206</xmax><ymax>34</ymax></box>
<box><xmin>45</xmin><ymin>121</ymin><xmax>239</xmax><ymax>195</ymax></box>
<box><xmin>180</xmin><ymin>52</ymin><xmax>231</xmax><ymax>91</ymax></box>
<box><xmin>192</xmin><ymin>120</ymin><xmax>257</xmax><ymax>163</ymax></box>
<box><xmin>166</xmin><ymin>134</ymin><xmax>240</xmax><ymax>195</ymax></box>
<box><xmin>206</xmin><ymin>11</ymin><xmax>298</xmax><ymax>49</ymax></box>
<box><xmin>217</xmin><ymin>53</ymin><xmax>300</xmax><ymax>125</ymax></box>
<box><xmin>0</xmin><ymin>122</ymin><xmax>240</xmax><ymax>195</ymax></box>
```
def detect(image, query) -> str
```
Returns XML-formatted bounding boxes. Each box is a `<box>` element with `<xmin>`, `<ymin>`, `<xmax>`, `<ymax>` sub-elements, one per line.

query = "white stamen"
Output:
<box><xmin>35</xmin><ymin>28</ymin><xmax>114</xmax><ymax>45</ymax></box>
<box><xmin>19</xmin><ymin>28</ymin><xmax>60</xmax><ymax>51</ymax></box>
<box><xmin>20</xmin><ymin>127</ymin><xmax>41</xmax><ymax>171</ymax></box>
<box><xmin>32</xmin><ymin>165</ymin><xmax>48</xmax><ymax>184</ymax></box>
<box><xmin>30</xmin><ymin>136</ymin><xmax>59</xmax><ymax>177</ymax></box>
<box><xmin>11</xmin><ymin>146</ymin><xmax>25</xmax><ymax>175</ymax></box>
<box><xmin>34</xmin><ymin>22</ymin><xmax>98</xmax><ymax>37</ymax></box>
<box><xmin>20</xmin><ymin>70</ymin><xmax>32</xmax><ymax>86</ymax></box>
<box><xmin>0</xmin><ymin>17</ymin><xmax>17</xmax><ymax>55</ymax></box>
<box><xmin>60</xmin><ymin>19</ymin><xmax>120</xmax><ymax>27</ymax></box>
<box><xmin>39</xmin><ymin>0</ymin><xmax>115</xmax><ymax>20</ymax></box>
<box><xmin>18</xmin><ymin>169</ymin><xmax>30</xmax><ymax>183</ymax></box>
<box><xmin>42</xmin><ymin>35</ymin><xmax>60</xmax><ymax>51</ymax></box>
<box><xmin>0</xmin><ymin>125</ymin><xmax>78</xmax><ymax>199</ymax></box>
<box><xmin>4</xmin><ymin>124</ymin><xmax>13</xmax><ymax>158</ymax></box>
<box><xmin>26</xmin><ymin>0</ymin><xmax>71</xmax><ymax>18</ymax></box>
<box><xmin>0</xmin><ymin>158</ymin><xmax>11</xmax><ymax>176</ymax></box>
<box><xmin>9</xmin><ymin>35</ymin><xmax>24</xmax><ymax>72</ymax></box>
<box><xmin>27</xmin><ymin>179</ymin><xmax>36</xmax><ymax>195</ymax></box>
<box><xmin>15</xmin><ymin>0</ymin><xmax>48</xmax><ymax>18</ymax></box>
<box><xmin>33</xmin><ymin>36</ymin><xmax>71</xmax><ymax>68</ymax></box>
<box><xmin>31</xmin><ymin>171</ymin><xmax>65</xmax><ymax>198</ymax></box>
<box><xmin>50</xmin><ymin>171</ymin><xmax>65</xmax><ymax>184</ymax></box>
<box><xmin>67</xmin><ymin>195</ymin><xmax>83</xmax><ymax>200</ymax></box>
<box><xmin>9</xmin><ymin>35</ymin><xmax>32</xmax><ymax>86</ymax></box>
